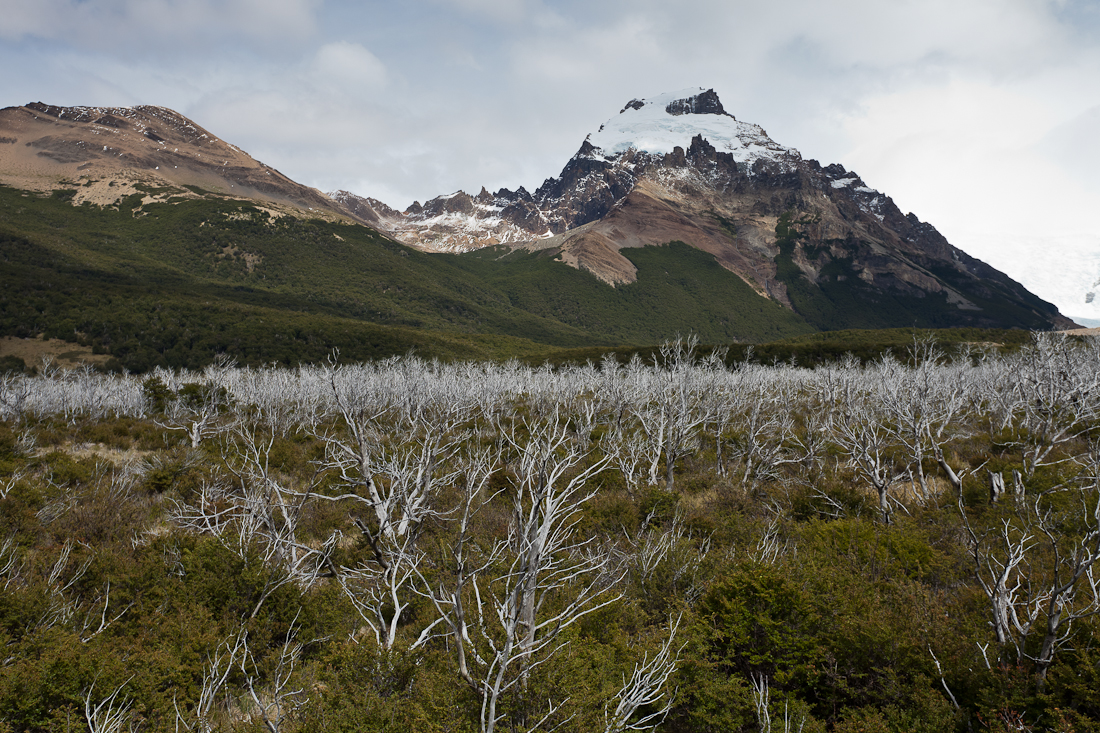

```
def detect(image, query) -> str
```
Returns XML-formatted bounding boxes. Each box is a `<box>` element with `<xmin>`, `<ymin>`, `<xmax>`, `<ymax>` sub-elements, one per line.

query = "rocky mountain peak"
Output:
<box><xmin>322</xmin><ymin>89</ymin><xmax>1073</xmax><ymax>330</ymax></box>
<box><xmin>330</xmin><ymin>89</ymin><xmax>806</xmax><ymax>253</ymax></box>
<box><xmin>664</xmin><ymin>88</ymin><xmax>726</xmax><ymax>116</ymax></box>
<box><xmin>585</xmin><ymin>87</ymin><xmax>799</xmax><ymax>169</ymax></box>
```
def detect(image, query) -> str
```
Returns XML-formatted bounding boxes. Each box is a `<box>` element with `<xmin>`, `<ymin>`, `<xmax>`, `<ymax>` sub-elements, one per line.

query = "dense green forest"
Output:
<box><xmin>0</xmin><ymin>185</ymin><xmax>1061</xmax><ymax>374</ymax></box>
<box><xmin>0</xmin><ymin>184</ymin><xmax>809</xmax><ymax>372</ymax></box>
<box><xmin>2</xmin><ymin>334</ymin><xmax>1100</xmax><ymax>732</ymax></box>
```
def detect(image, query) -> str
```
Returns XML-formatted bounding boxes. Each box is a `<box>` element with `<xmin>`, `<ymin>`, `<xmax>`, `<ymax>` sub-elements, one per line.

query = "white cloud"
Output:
<box><xmin>0</xmin><ymin>0</ymin><xmax>321</xmax><ymax>52</ymax></box>
<box><xmin>1043</xmin><ymin>104</ymin><xmax>1100</xmax><ymax>194</ymax></box>
<box><xmin>426</xmin><ymin>0</ymin><xmax>536</xmax><ymax>24</ymax></box>
<box><xmin>310</xmin><ymin>41</ymin><xmax>387</xmax><ymax>90</ymax></box>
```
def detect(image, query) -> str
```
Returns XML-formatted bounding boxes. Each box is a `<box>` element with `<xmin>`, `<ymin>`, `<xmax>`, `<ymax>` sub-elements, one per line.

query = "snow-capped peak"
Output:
<box><xmin>586</xmin><ymin>87</ymin><xmax>799</xmax><ymax>169</ymax></box>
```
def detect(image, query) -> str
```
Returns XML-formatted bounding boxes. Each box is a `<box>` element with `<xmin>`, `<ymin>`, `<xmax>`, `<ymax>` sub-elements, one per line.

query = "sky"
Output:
<box><xmin>2</xmin><ymin>0</ymin><xmax>1099</xmax><ymax>322</ymax></box>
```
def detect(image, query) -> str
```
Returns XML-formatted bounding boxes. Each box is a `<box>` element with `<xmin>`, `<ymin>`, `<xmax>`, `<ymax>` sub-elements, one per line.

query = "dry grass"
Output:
<box><xmin>0</xmin><ymin>335</ymin><xmax>112</xmax><ymax>370</ymax></box>
<box><xmin>51</xmin><ymin>441</ymin><xmax>155</xmax><ymax>465</ymax></box>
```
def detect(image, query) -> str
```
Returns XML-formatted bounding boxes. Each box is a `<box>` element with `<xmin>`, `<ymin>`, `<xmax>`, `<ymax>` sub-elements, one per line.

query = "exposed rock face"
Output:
<box><xmin>0</xmin><ymin>102</ymin><xmax>350</xmax><ymax>219</ymax></box>
<box><xmin>340</xmin><ymin>87</ymin><xmax>1073</xmax><ymax>328</ymax></box>
<box><xmin>665</xmin><ymin>88</ymin><xmax>726</xmax><ymax>116</ymax></box>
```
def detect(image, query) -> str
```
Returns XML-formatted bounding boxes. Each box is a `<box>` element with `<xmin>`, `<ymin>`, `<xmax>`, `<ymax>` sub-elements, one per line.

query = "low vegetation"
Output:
<box><xmin>2</xmin><ymin>334</ymin><xmax>1100</xmax><ymax>732</ymax></box>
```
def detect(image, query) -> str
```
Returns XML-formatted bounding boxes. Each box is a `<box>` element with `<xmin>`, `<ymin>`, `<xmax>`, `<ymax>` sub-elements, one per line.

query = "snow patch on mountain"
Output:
<box><xmin>586</xmin><ymin>88</ymin><xmax>800</xmax><ymax>171</ymax></box>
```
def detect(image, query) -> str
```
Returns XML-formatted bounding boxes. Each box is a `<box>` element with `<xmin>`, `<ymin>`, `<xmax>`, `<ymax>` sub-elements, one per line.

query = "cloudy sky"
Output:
<box><xmin>2</xmin><ymin>0</ymin><xmax>1099</xmax><ymax>322</ymax></box>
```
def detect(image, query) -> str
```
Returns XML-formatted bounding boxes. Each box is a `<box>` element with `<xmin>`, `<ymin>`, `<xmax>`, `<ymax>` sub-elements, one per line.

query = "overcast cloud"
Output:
<box><xmin>2</xmin><ymin>0</ymin><xmax>1099</xmax><ymax>321</ymax></box>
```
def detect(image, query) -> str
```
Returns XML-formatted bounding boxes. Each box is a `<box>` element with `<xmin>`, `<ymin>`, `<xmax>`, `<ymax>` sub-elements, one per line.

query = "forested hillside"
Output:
<box><xmin>0</xmin><ymin>183</ymin><xmax>817</xmax><ymax>371</ymax></box>
<box><xmin>0</xmin><ymin>183</ymin><xmax>1069</xmax><ymax>375</ymax></box>
<box><xmin>2</xmin><ymin>335</ymin><xmax>1100</xmax><ymax>731</ymax></box>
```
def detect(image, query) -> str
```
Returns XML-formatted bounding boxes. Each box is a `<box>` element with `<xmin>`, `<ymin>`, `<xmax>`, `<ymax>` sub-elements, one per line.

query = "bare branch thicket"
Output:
<box><xmin>0</xmin><ymin>536</ymin><xmax>22</xmax><ymax>593</ymax></box>
<box><xmin>239</xmin><ymin>613</ymin><xmax>309</xmax><ymax>733</ymax></box>
<box><xmin>0</xmin><ymin>466</ymin><xmax>27</xmax><ymax>500</ymax></box>
<box><xmin>601</xmin><ymin>425</ymin><xmax>649</xmax><ymax>498</ymax></box>
<box><xmin>633</xmin><ymin>336</ymin><xmax>708</xmax><ymax>490</ymax></box>
<box><xmin>596</xmin><ymin>355</ymin><xmax>653</xmax><ymax>494</ymax></box>
<box><xmin>751</xmin><ymin>672</ymin><xmax>771</xmax><ymax>733</ymax></box>
<box><xmin>597</xmin><ymin>354</ymin><xmax>633</xmax><ymax>435</ymax></box>
<box><xmin>876</xmin><ymin>341</ymin><xmax>976</xmax><ymax>501</ymax></box>
<box><xmin>970</xmin><ymin>350</ymin><xmax>1023</xmax><ymax>437</ymax></box>
<box><xmin>751</xmin><ymin>673</ymin><xmax>806</xmax><ymax>733</ymax></box>
<box><xmin>422</xmin><ymin>413</ymin><xmax>618</xmax><ymax>733</ymax></box>
<box><xmin>20</xmin><ymin>466</ymin><xmax>140</xmax><ymax>638</ymax></box>
<box><xmin>169</xmin><ymin>474</ymin><xmax>238</xmax><ymax>538</ymax></box>
<box><xmin>603</xmin><ymin>616</ymin><xmax>683</xmax><ymax>733</ymax></box>
<box><xmin>727</xmin><ymin>370</ymin><xmax>802</xmax><ymax>490</ymax></box>
<box><xmin>554</xmin><ymin>358</ymin><xmax>607</xmax><ymax>433</ymax></box>
<box><xmin>964</xmin><ymin>444</ymin><xmax>1100</xmax><ymax>680</ymax></box>
<box><xmin>169</xmin><ymin>404</ymin><xmax>337</xmax><ymax>621</ymax></box>
<box><xmin>964</xmin><ymin>514</ymin><xmax>1044</xmax><ymax>661</ymax></box>
<box><xmin>1030</xmin><ymin>442</ymin><xmax>1100</xmax><ymax>681</ymax></box>
<box><xmin>701</xmin><ymin>367</ymin><xmax>739</xmax><ymax>478</ymax></box>
<box><xmin>79</xmin><ymin>579</ymin><xmax>135</xmax><ymax>643</ymax></box>
<box><xmin>315</xmin><ymin>357</ymin><xmax>471</xmax><ymax>649</ymax></box>
<box><xmin>831</xmin><ymin>370</ymin><xmax>907</xmax><ymax>523</ymax></box>
<box><xmin>174</xmin><ymin>629</ymin><xmax>248</xmax><ymax>733</ymax></box>
<box><xmin>155</xmin><ymin>377</ymin><xmax>234</xmax><ymax>448</ymax></box>
<box><xmin>17</xmin><ymin>362</ymin><xmax>144</xmax><ymax>423</ymax></box>
<box><xmin>336</xmin><ymin>438</ymin><xmax>459</xmax><ymax>648</ymax></box>
<box><xmin>35</xmin><ymin>539</ymin><xmax>92</xmax><ymax>632</ymax></box>
<box><xmin>222</xmin><ymin>413</ymin><xmax>337</xmax><ymax>617</ymax></box>
<box><xmin>749</xmin><ymin>511</ymin><xmax>790</xmax><ymax>566</ymax></box>
<box><xmin>83</xmin><ymin>677</ymin><xmax>137</xmax><ymax>733</ymax></box>
<box><xmin>412</xmin><ymin>447</ymin><xmax>505</xmax><ymax>684</ymax></box>
<box><xmin>1009</xmin><ymin>334</ymin><xmax>1100</xmax><ymax>478</ymax></box>
<box><xmin>0</xmin><ymin>371</ymin><xmax>31</xmax><ymax>422</ymax></box>
<box><xmin>625</xmin><ymin>509</ymin><xmax>712</xmax><ymax>607</ymax></box>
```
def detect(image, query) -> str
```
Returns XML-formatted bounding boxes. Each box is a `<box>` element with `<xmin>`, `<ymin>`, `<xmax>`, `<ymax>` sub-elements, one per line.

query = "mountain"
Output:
<box><xmin>341</xmin><ymin>88</ymin><xmax>1075</xmax><ymax>331</ymax></box>
<box><xmin>0</xmin><ymin>102</ymin><xmax>349</xmax><ymax>219</ymax></box>
<box><xmin>0</xmin><ymin>95</ymin><xmax>1076</xmax><ymax>374</ymax></box>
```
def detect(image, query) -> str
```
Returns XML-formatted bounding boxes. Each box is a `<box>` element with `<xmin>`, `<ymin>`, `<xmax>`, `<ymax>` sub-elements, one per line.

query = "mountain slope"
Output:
<box><xmin>346</xmin><ymin>88</ymin><xmax>1074</xmax><ymax>331</ymax></box>
<box><xmin>0</xmin><ymin>102</ymin><xmax>351</xmax><ymax>220</ymax></box>
<box><xmin>0</xmin><ymin>95</ymin><xmax>1074</xmax><ymax>373</ymax></box>
<box><xmin>0</xmin><ymin>183</ymin><xmax>608</xmax><ymax>370</ymax></box>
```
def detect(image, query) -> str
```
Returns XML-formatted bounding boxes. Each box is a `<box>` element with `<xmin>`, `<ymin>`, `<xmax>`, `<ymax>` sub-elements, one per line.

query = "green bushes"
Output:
<box><xmin>3</xmin><ymin>342</ymin><xmax>1100</xmax><ymax>731</ymax></box>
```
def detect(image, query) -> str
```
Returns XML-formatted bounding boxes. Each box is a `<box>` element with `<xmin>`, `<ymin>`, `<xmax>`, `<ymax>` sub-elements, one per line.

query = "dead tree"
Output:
<box><xmin>174</xmin><ymin>629</ymin><xmax>248</xmax><ymax>733</ymax></box>
<box><xmin>964</xmin><ymin>515</ymin><xmax>1044</xmax><ymax>662</ymax></box>
<box><xmin>964</xmin><ymin>446</ymin><xmax>1100</xmax><ymax>682</ymax></box>
<box><xmin>1009</xmin><ymin>334</ymin><xmax>1100</xmax><ymax>478</ymax></box>
<box><xmin>171</xmin><ymin>411</ymin><xmax>337</xmax><ymax>621</ymax></box>
<box><xmin>156</xmin><ymin>381</ymin><xmax>233</xmax><ymax>448</ymax></box>
<box><xmin>624</xmin><ymin>509</ymin><xmax>712</xmax><ymax>609</ymax></box>
<box><xmin>413</xmin><ymin>447</ymin><xmax>504</xmax><ymax>691</ymax></box>
<box><xmin>311</xmin><ymin>357</ymin><xmax>467</xmax><ymax>648</ymax></box>
<box><xmin>832</xmin><ymin>378</ymin><xmax>906</xmax><ymax>523</ymax></box>
<box><xmin>633</xmin><ymin>336</ymin><xmax>708</xmax><ymax>490</ymax></box>
<box><xmin>1031</xmin><ymin>443</ymin><xmax>1100</xmax><ymax>682</ymax></box>
<box><xmin>240</xmin><ymin>614</ymin><xmax>309</xmax><ymax>732</ymax></box>
<box><xmin>750</xmin><ymin>673</ymin><xmax>806</xmax><ymax>733</ymax></box>
<box><xmin>602</xmin><ymin>425</ymin><xmax>649</xmax><ymax>497</ymax></box>
<box><xmin>727</xmin><ymin>370</ymin><xmax>800</xmax><ymax>489</ymax></box>
<box><xmin>83</xmin><ymin>677</ymin><xmax>136</xmax><ymax>733</ymax></box>
<box><xmin>419</xmin><ymin>415</ymin><xmax>618</xmax><ymax>733</ymax></box>
<box><xmin>877</xmin><ymin>341</ymin><xmax>973</xmax><ymax>502</ymax></box>
<box><xmin>603</xmin><ymin>617</ymin><xmax>682</xmax><ymax>733</ymax></box>
<box><xmin>334</xmin><ymin>439</ymin><xmax>456</xmax><ymax>649</ymax></box>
